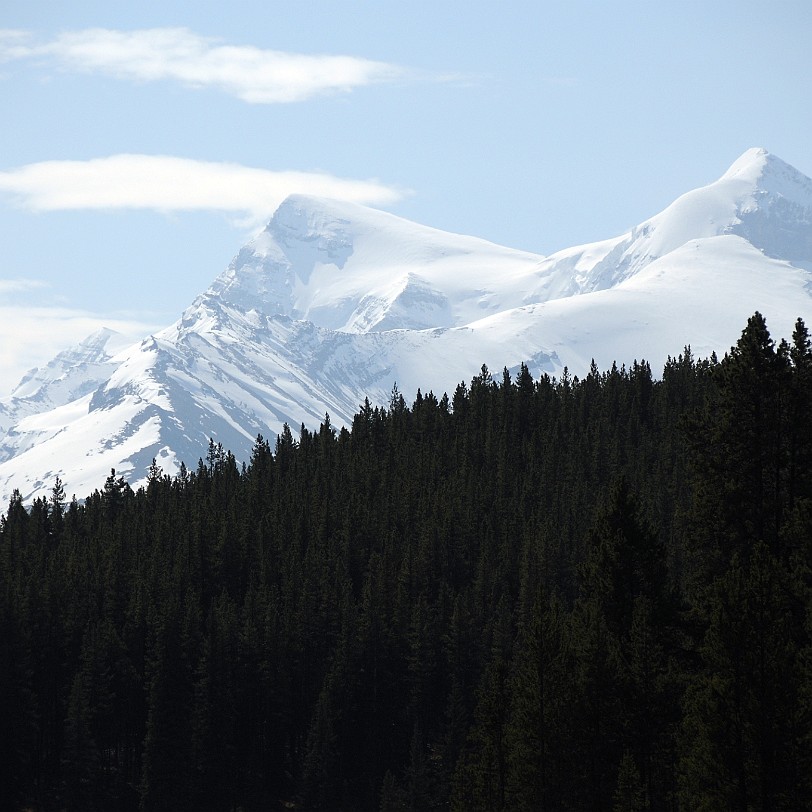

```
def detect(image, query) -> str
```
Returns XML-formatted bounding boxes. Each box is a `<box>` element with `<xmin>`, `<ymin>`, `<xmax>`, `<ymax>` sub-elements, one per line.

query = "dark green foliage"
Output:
<box><xmin>1</xmin><ymin>313</ymin><xmax>811</xmax><ymax>809</ymax></box>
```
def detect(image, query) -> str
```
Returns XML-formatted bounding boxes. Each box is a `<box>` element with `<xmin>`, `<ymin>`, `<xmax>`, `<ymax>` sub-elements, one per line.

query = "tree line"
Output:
<box><xmin>1</xmin><ymin>311</ymin><xmax>811</xmax><ymax>810</ymax></box>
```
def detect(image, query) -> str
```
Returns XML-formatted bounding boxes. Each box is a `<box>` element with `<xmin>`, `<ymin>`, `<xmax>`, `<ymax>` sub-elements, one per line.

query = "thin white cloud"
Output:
<box><xmin>0</xmin><ymin>154</ymin><xmax>407</xmax><ymax>226</ymax></box>
<box><xmin>0</xmin><ymin>27</ymin><xmax>409</xmax><ymax>103</ymax></box>
<box><xmin>0</xmin><ymin>278</ymin><xmax>48</xmax><ymax>295</ymax></box>
<box><xmin>0</xmin><ymin>29</ymin><xmax>32</xmax><ymax>62</ymax></box>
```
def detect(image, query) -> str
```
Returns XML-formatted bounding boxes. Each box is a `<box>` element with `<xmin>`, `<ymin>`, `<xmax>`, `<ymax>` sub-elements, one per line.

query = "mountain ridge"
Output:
<box><xmin>2</xmin><ymin>147</ymin><xmax>811</xmax><ymax>503</ymax></box>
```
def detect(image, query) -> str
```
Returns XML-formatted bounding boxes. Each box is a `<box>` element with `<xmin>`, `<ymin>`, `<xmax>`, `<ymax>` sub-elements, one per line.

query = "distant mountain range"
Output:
<box><xmin>2</xmin><ymin>147</ymin><xmax>811</xmax><ymax>503</ymax></box>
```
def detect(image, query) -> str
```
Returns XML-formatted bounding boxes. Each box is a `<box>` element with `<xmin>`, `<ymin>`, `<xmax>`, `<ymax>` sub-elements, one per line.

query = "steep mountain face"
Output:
<box><xmin>2</xmin><ymin>148</ymin><xmax>812</xmax><ymax>503</ymax></box>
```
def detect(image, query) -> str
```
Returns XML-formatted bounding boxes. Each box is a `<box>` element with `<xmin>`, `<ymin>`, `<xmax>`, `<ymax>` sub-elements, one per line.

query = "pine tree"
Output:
<box><xmin>140</xmin><ymin>604</ymin><xmax>194</xmax><ymax>811</ymax></box>
<box><xmin>679</xmin><ymin>543</ymin><xmax>810</xmax><ymax>809</ymax></box>
<box><xmin>613</xmin><ymin>750</ymin><xmax>646</xmax><ymax>812</ymax></box>
<box><xmin>62</xmin><ymin>669</ymin><xmax>100</xmax><ymax>811</ymax></box>
<box><xmin>506</xmin><ymin>592</ymin><xmax>571</xmax><ymax>810</ymax></box>
<box><xmin>687</xmin><ymin>312</ymin><xmax>791</xmax><ymax>583</ymax></box>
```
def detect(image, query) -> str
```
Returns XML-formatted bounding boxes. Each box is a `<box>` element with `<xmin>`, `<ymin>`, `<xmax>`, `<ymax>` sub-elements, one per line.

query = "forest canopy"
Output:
<box><xmin>2</xmin><ymin>312</ymin><xmax>811</xmax><ymax>810</ymax></box>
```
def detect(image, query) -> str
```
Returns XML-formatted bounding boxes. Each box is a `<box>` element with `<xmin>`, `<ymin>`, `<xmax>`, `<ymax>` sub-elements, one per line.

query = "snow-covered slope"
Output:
<box><xmin>530</xmin><ymin>147</ymin><xmax>812</xmax><ymax>296</ymax></box>
<box><xmin>208</xmin><ymin>194</ymin><xmax>548</xmax><ymax>331</ymax></box>
<box><xmin>0</xmin><ymin>329</ymin><xmax>132</xmax><ymax>441</ymax></box>
<box><xmin>2</xmin><ymin>148</ymin><xmax>811</xmax><ymax>504</ymax></box>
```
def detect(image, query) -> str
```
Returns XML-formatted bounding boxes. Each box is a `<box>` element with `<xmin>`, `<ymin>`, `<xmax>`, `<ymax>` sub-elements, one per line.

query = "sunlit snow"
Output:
<box><xmin>2</xmin><ymin>148</ymin><xmax>811</xmax><ymax>504</ymax></box>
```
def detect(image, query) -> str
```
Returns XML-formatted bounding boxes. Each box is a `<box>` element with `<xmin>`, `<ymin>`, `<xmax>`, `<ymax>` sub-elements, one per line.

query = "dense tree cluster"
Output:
<box><xmin>2</xmin><ymin>312</ymin><xmax>812</xmax><ymax>810</ymax></box>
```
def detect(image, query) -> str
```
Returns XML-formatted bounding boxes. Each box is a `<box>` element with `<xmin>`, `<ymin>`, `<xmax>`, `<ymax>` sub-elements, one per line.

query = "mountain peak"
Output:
<box><xmin>9</xmin><ymin>327</ymin><xmax>127</xmax><ymax>400</ymax></box>
<box><xmin>715</xmin><ymin>148</ymin><xmax>812</xmax><ymax>264</ymax></box>
<box><xmin>202</xmin><ymin>192</ymin><xmax>545</xmax><ymax>332</ymax></box>
<box><xmin>720</xmin><ymin>147</ymin><xmax>812</xmax><ymax>202</ymax></box>
<box><xmin>721</xmin><ymin>147</ymin><xmax>770</xmax><ymax>180</ymax></box>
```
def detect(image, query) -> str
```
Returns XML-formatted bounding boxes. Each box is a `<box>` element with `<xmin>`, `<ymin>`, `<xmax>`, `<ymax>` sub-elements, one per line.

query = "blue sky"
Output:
<box><xmin>1</xmin><ymin>1</ymin><xmax>810</xmax><ymax>393</ymax></box>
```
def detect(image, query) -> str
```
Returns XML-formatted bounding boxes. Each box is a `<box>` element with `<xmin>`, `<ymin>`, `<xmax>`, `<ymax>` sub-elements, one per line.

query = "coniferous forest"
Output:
<box><xmin>2</xmin><ymin>312</ymin><xmax>812</xmax><ymax>811</ymax></box>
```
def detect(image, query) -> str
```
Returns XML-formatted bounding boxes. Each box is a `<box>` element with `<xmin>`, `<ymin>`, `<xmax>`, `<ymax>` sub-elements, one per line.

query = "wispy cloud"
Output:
<box><xmin>0</xmin><ymin>278</ymin><xmax>48</xmax><ymax>295</ymax></box>
<box><xmin>0</xmin><ymin>154</ymin><xmax>407</xmax><ymax>226</ymax></box>
<box><xmin>0</xmin><ymin>27</ymin><xmax>411</xmax><ymax>103</ymax></box>
<box><xmin>0</xmin><ymin>29</ymin><xmax>32</xmax><ymax>62</ymax></box>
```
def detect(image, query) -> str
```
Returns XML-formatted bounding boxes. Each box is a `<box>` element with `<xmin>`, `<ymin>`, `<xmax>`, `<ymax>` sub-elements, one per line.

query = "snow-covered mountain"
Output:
<box><xmin>2</xmin><ymin>147</ymin><xmax>811</xmax><ymax>503</ymax></box>
<box><xmin>0</xmin><ymin>328</ymin><xmax>131</xmax><ymax>434</ymax></box>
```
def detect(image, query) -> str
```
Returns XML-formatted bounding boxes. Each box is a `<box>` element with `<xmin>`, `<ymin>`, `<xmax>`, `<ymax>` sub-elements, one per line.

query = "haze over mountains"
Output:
<box><xmin>2</xmin><ymin>147</ymin><xmax>811</xmax><ymax>503</ymax></box>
